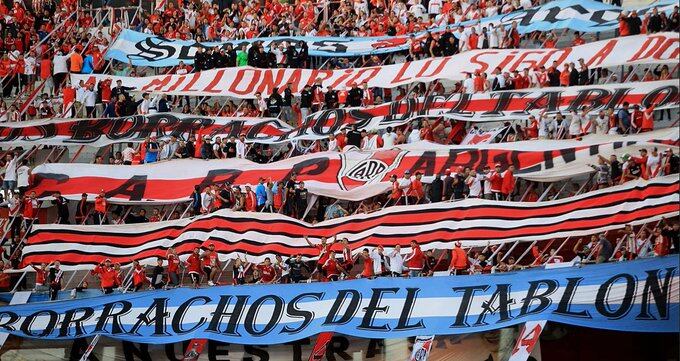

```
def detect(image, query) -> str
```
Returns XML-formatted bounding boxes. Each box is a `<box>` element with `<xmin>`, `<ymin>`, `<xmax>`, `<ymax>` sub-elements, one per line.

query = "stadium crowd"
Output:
<box><xmin>0</xmin><ymin>0</ymin><xmax>677</xmax><ymax>300</ymax></box>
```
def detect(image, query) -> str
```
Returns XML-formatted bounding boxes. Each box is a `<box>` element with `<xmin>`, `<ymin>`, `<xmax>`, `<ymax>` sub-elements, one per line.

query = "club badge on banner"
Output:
<box><xmin>21</xmin><ymin>176</ymin><xmax>679</xmax><ymax>268</ymax></box>
<box><xmin>107</xmin><ymin>0</ymin><xmax>677</xmax><ymax>66</ymax></box>
<box><xmin>74</xmin><ymin>33</ymin><xmax>679</xmax><ymax>98</ymax></box>
<box><xmin>0</xmin><ymin>258</ymin><xmax>676</xmax><ymax>344</ymax></box>
<box><xmin>1</xmin><ymin>81</ymin><xmax>677</xmax><ymax>147</ymax></box>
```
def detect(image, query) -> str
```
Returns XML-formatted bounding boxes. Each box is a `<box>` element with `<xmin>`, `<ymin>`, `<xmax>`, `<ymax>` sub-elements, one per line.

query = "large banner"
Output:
<box><xmin>75</xmin><ymin>33</ymin><xmax>680</xmax><ymax>98</ymax></box>
<box><xmin>3</xmin><ymin>81</ymin><xmax>676</xmax><ymax>147</ymax></box>
<box><xmin>1</xmin><ymin>257</ymin><xmax>677</xmax><ymax>344</ymax></box>
<box><xmin>22</xmin><ymin>176</ymin><xmax>680</xmax><ymax>268</ymax></box>
<box><xmin>27</xmin><ymin>128</ymin><xmax>679</xmax><ymax>203</ymax></box>
<box><xmin>108</xmin><ymin>0</ymin><xmax>677</xmax><ymax>65</ymax></box>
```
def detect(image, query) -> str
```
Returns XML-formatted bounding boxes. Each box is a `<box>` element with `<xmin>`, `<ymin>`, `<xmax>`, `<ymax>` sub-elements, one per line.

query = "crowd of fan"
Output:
<box><xmin>0</xmin><ymin>0</ymin><xmax>676</xmax><ymax>123</ymax></box>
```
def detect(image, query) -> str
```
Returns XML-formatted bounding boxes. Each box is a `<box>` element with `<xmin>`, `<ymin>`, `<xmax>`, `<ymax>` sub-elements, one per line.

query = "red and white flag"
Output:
<box><xmin>409</xmin><ymin>335</ymin><xmax>435</xmax><ymax>361</ymax></box>
<box><xmin>461</xmin><ymin>126</ymin><xmax>507</xmax><ymax>145</ymax></box>
<box><xmin>509</xmin><ymin>320</ymin><xmax>546</xmax><ymax>361</ymax></box>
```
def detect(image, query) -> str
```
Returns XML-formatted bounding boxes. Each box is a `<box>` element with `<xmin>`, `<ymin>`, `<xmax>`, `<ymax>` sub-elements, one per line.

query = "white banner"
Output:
<box><xmin>28</xmin><ymin>128</ymin><xmax>678</xmax><ymax>203</ymax></box>
<box><xmin>73</xmin><ymin>33</ymin><xmax>679</xmax><ymax>98</ymax></box>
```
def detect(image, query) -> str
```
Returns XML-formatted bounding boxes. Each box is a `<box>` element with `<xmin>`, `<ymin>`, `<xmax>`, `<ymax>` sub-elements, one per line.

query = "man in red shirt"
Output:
<box><xmin>488</xmin><ymin>163</ymin><xmax>504</xmax><ymax>200</ymax></box>
<box><xmin>449</xmin><ymin>242</ymin><xmax>469</xmax><ymax>275</ymax></box>
<box><xmin>501</xmin><ymin>165</ymin><xmax>516</xmax><ymax>200</ymax></box>
<box><xmin>322</xmin><ymin>251</ymin><xmax>347</xmax><ymax>282</ymax></box>
<box><xmin>340</xmin><ymin>238</ymin><xmax>354</xmax><ymax>273</ymax></box>
<box><xmin>132</xmin><ymin>260</ymin><xmax>147</xmax><ymax>292</ymax></box>
<box><xmin>359</xmin><ymin>248</ymin><xmax>374</xmax><ymax>279</ymax></box>
<box><xmin>166</xmin><ymin>247</ymin><xmax>180</xmax><ymax>287</ymax></box>
<box><xmin>244</xmin><ymin>185</ymin><xmax>257</xmax><ymax>212</ymax></box>
<box><xmin>185</xmin><ymin>247</ymin><xmax>202</xmax><ymax>288</ymax></box>
<box><xmin>403</xmin><ymin>240</ymin><xmax>425</xmax><ymax>277</ymax></box>
<box><xmin>305</xmin><ymin>235</ymin><xmax>337</xmax><ymax>281</ymax></box>
<box><xmin>257</xmin><ymin>258</ymin><xmax>277</xmax><ymax>284</ymax></box>
<box><xmin>91</xmin><ymin>258</ymin><xmax>118</xmax><ymax>294</ymax></box>
<box><xmin>385</xmin><ymin>174</ymin><xmax>403</xmax><ymax>207</ymax></box>
<box><xmin>202</xmin><ymin>244</ymin><xmax>221</xmax><ymax>286</ymax></box>
<box><xmin>407</xmin><ymin>172</ymin><xmax>425</xmax><ymax>204</ymax></box>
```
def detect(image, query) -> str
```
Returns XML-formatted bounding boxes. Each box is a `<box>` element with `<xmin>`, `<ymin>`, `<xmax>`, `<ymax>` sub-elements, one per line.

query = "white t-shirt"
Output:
<box><xmin>389</xmin><ymin>250</ymin><xmax>404</xmax><ymax>273</ymax></box>
<box><xmin>83</xmin><ymin>89</ymin><xmax>96</xmax><ymax>107</ymax></box>
<box><xmin>327</xmin><ymin>139</ymin><xmax>338</xmax><ymax>151</ymax></box>
<box><xmin>382</xmin><ymin>132</ymin><xmax>397</xmax><ymax>149</ymax></box>
<box><xmin>235</xmin><ymin>139</ymin><xmax>246</xmax><ymax>158</ymax></box>
<box><xmin>407</xmin><ymin>129</ymin><xmax>421</xmax><ymax>143</ymax></box>
<box><xmin>428</xmin><ymin>0</ymin><xmax>442</xmax><ymax>14</ymax></box>
<box><xmin>53</xmin><ymin>54</ymin><xmax>69</xmax><ymax>74</ymax></box>
<box><xmin>594</xmin><ymin>115</ymin><xmax>609</xmax><ymax>135</ymax></box>
<box><xmin>463</xmin><ymin>78</ymin><xmax>475</xmax><ymax>93</ymax></box>
<box><xmin>569</xmin><ymin>114</ymin><xmax>584</xmax><ymax>135</ymax></box>
<box><xmin>24</xmin><ymin>56</ymin><xmax>36</xmax><ymax>75</ymax></box>
<box><xmin>466</xmin><ymin>174</ymin><xmax>484</xmax><ymax>197</ymax></box>
<box><xmin>16</xmin><ymin>165</ymin><xmax>30</xmax><ymax>187</ymax></box>
<box><xmin>4</xmin><ymin>158</ymin><xmax>17</xmax><ymax>181</ymax></box>
<box><xmin>646</xmin><ymin>154</ymin><xmax>662</xmax><ymax>177</ymax></box>
<box><xmin>122</xmin><ymin>147</ymin><xmax>136</xmax><ymax>162</ymax></box>
<box><xmin>398</xmin><ymin>178</ymin><xmax>411</xmax><ymax>194</ymax></box>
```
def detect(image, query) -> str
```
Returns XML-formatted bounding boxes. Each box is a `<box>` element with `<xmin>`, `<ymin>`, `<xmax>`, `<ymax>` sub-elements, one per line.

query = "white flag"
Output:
<box><xmin>409</xmin><ymin>335</ymin><xmax>435</xmax><ymax>361</ymax></box>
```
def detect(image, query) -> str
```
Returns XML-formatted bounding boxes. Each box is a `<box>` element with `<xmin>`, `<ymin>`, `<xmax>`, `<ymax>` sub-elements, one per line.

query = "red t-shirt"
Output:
<box><xmin>362</xmin><ymin>257</ymin><xmax>374</xmax><ymax>278</ymax></box>
<box><xmin>316</xmin><ymin>244</ymin><xmax>331</xmax><ymax>265</ymax></box>
<box><xmin>186</xmin><ymin>253</ymin><xmax>202</xmax><ymax>273</ymax></box>
<box><xmin>258</xmin><ymin>264</ymin><xmax>276</xmax><ymax>283</ymax></box>
<box><xmin>167</xmin><ymin>254</ymin><xmax>179</xmax><ymax>273</ymax></box>
<box><xmin>132</xmin><ymin>266</ymin><xmax>146</xmax><ymax>286</ymax></box>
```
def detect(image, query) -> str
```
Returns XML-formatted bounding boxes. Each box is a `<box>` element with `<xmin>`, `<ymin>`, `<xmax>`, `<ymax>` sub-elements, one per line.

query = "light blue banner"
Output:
<box><xmin>0</xmin><ymin>257</ymin><xmax>677</xmax><ymax>344</ymax></box>
<box><xmin>106</xmin><ymin>0</ymin><xmax>677</xmax><ymax>66</ymax></box>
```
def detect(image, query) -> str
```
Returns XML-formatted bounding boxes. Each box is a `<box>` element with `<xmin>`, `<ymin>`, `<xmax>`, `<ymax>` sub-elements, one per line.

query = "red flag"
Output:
<box><xmin>309</xmin><ymin>332</ymin><xmax>334</xmax><ymax>361</ymax></box>
<box><xmin>183</xmin><ymin>339</ymin><xmax>207</xmax><ymax>361</ymax></box>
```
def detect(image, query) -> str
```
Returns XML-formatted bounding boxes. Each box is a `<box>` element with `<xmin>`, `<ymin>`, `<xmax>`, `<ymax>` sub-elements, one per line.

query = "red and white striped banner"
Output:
<box><xmin>21</xmin><ymin>176</ymin><xmax>679</xmax><ymax>269</ymax></box>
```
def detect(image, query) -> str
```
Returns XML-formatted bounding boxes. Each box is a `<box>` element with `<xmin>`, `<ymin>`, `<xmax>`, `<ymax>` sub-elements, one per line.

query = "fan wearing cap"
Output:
<box><xmin>663</xmin><ymin>148</ymin><xmax>679</xmax><ymax>175</ymax></box>
<box><xmin>620</xmin><ymin>153</ymin><xmax>643</xmax><ymax>184</ymax></box>
<box><xmin>398</xmin><ymin>171</ymin><xmax>412</xmax><ymax>204</ymax></box>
